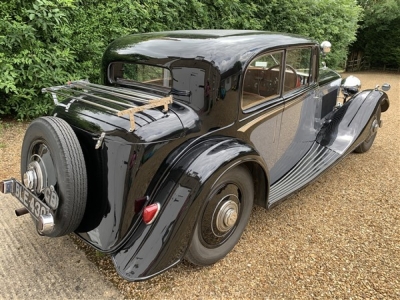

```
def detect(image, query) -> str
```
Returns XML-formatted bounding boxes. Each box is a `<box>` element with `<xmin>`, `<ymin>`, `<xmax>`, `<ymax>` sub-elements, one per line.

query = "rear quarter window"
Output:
<box><xmin>109</xmin><ymin>62</ymin><xmax>172</xmax><ymax>88</ymax></box>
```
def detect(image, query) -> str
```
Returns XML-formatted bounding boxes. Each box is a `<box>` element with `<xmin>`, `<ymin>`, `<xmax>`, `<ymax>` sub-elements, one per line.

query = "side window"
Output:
<box><xmin>284</xmin><ymin>48</ymin><xmax>312</xmax><ymax>94</ymax></box>
<box><xmin>109</xmin><ymin>62</ymin><xmax>172</xmax><ymax>88</ymax></box>
<box><xmin>242</xmin><ymin>51</ymin><xmax>283</xmax><ymax>110</ymax></box>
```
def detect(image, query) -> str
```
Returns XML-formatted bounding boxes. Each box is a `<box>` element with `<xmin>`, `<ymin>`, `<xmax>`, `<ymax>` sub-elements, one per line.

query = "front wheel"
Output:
<box><xmin>185</xmin><ymin>165</ymin><xmax>254</xmax><ymax>266</ymax></box>
<box><xmin>354</xmin><ymin>106</ymin><xmax>381</xmax><ymax>153</ymax></box>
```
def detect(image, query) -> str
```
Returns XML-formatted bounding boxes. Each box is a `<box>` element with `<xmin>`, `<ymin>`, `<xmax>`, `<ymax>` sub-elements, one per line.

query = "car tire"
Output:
<box><xmin>354</xmin><ymin>106</ymin><xmax>381</xmax><ymax>153</ymax></box>
<box><xmin>21</xmin><ymin>116</ymin><xmax>87</xmax><ymax>237</ymax></box>
<box><xmin>185</xmin><ymin>165</ymin><xmax>254</xmax><ymax>266</ymax></box>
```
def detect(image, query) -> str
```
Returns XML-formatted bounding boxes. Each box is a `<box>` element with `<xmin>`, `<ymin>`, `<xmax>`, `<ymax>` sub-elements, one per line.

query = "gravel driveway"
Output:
<box><xmin>0</xmin><ymin>72</ymin><xmax>399</xmax><ymax>299</ymax></box>
<box><xmin>0</xmin><ymin>193</ymin><xmax>123</xmax><ymax>299</ymax></box>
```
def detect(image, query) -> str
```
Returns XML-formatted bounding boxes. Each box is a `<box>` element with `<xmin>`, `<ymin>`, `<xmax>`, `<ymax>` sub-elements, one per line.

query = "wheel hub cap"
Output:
<box><xmin>216</xmin><ymin>200</ymin><xmax>239</xmax><ymax>232</ymax></box>
<box><xmin>23</xmin><ymin>169</ymin><xmax>37</xmax><ymax>190</ymax></box>
<box><xmin>23</xmin><ymin>160</ymin><xmax>43</xmax><ymax>193</ymax></box>
<box><xmin>372</xmin><ymin>119</ymin><xmax>379</xmax><ymax>133</ymax></box>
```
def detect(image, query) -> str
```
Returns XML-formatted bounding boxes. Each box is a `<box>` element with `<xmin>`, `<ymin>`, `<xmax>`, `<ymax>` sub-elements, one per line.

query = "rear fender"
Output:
<box><xmin>112</xmin><ymin>137</ymin><xmax>266</xmax><ymax>281</ymax></box>
<box><xmin>317</xmin><ymin>89</ymin><xmax>389</xmax><ymax>154</ymax></box>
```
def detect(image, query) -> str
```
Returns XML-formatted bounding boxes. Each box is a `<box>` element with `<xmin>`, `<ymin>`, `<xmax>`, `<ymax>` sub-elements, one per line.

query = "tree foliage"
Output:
<box><xmin>0</xmin><ymin>0</ymin><xmax>362</xmax><ymax>119</ymax></box>
<box><xmin>351</xmin><ymin>0</ymin><xmax>400</xmax><ymax>68</ymax></box>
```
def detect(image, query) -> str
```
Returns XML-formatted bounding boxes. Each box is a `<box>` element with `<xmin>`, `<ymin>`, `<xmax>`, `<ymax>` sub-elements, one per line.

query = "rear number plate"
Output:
<box><xmin>14</xmin><ymin>182</ymin><xmax>50</xmax><ymax>220</ymax></box>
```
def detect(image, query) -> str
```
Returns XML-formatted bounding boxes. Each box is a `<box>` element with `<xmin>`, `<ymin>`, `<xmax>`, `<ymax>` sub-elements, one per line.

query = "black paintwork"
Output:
<box><xmin>101</xmin><ymin>30</ymin><xmax>315</xmax><ymax>83</ymax></box>
<box><xmin>46</xmin><ymin>30</ymin><xmax>389</xmax><ymax>281</ymax></box>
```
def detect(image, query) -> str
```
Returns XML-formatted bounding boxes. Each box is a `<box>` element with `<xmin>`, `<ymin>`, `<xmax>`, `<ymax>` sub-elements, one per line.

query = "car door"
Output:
<box><xmin>237</xmin><ymin>50</ymin><xmax>285</xmax><ymax>174</ymax></box>
<box><xmin>268</xmin><ymin>46</ymin><xmax>318</xmax><ymax>185</ymax></box>
<box><xmin>265</xmin><ymin>46</ymin><xmax>336</xmax><ymax>208</ymax></box>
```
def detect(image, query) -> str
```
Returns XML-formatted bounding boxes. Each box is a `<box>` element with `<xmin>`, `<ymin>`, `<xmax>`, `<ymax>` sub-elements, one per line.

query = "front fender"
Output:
<box><xmin>112</xmin><ymin>137</ymin><xmax>263</xmax><ymax>281</ymax></box>
<box><xmin>316</xmin><ymin>89</ymin><xmax>389</xmax><ymax>154</ymax></box>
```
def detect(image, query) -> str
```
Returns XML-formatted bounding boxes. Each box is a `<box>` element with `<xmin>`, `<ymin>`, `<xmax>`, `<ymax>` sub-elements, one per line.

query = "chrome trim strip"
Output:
<box><xmin>238</xmin><ymin>105</ymin><xmax>284</xmax><ymax>132</ymax></box>
<box><xmin>284</xmin><ymin>96</ymin><xmax>304</xmax><ymax>109</ymax></box>
<box><xmin>283</xmin><ymin>85</ymin><xmax>316</xmax><ymax>109</ymax></box>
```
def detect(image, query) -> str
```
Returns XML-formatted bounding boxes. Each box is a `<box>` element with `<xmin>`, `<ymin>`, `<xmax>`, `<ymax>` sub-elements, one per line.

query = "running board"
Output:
<box><xmin>268</xmin><ymin>142</ymin><xmax>340</xmax><ymax>207</ymax></box>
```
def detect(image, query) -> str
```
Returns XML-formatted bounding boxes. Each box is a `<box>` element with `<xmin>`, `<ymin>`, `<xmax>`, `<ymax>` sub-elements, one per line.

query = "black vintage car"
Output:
<box><xmin>1</xmin><ymin>30</ymin><xmax>390</xmax><ymax>281</ymax></box>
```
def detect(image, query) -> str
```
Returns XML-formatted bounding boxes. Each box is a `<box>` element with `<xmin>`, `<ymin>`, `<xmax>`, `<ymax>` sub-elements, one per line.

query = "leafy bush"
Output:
<box><xmin>0</xmin><ymin>0</ymin><xmax>78</xmax><ymax>119</ymax></box>
<box><xmin>350</xmin><ymin>0</ymin><xmax>400</xmax><ymax>69</ymax></box>
<box><xmin>0</xmin><ymin>0</ymin><xmax>362</xmax><ymax>119</ymax></box>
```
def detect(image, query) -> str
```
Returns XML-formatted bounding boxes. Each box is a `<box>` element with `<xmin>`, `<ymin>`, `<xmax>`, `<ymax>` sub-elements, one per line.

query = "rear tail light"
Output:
<box><xmin>143</xmin><ymin>203</ymin><xmax>160</xmax><ymax>224</ymax></box>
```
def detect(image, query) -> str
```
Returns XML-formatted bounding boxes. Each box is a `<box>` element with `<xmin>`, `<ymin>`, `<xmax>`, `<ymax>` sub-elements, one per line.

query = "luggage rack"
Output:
<box><xmin>42</xmin><ymin>80</ymin><xmax>173</xmax><ymax>132</ymax></box>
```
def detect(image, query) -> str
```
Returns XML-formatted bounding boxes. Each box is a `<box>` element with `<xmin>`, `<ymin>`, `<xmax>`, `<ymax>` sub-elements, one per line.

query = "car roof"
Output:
<box><xmin>103</xmin><ymin>30</ymin><xmax>317</xmax><ymax>75</ymax></box>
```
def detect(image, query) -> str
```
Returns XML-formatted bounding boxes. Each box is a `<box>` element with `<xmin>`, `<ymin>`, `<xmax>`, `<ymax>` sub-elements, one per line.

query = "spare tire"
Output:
<box><xmin>20</xmin><ymin>116</ymin><xmax>87</xmax><ymax>237</ymax></box>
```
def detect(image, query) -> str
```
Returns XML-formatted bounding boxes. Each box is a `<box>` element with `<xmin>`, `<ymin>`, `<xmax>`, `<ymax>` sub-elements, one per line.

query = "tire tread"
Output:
<box><xmin>21</xmin><ymin>116</ymin><xmax>87</xmax><ymax>237</ymax></box>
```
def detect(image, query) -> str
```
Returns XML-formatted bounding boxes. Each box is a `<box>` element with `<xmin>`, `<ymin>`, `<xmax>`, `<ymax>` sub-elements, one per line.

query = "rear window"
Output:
<box><xmin>109</xmin><ymin>62</ymin><xmax>172</xmax><ymax>88</ymax></box>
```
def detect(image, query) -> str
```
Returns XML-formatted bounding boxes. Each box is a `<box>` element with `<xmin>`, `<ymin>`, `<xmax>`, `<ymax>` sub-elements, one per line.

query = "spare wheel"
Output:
<box><xmin>20</xmin><ymin>116</ymin><xmax>87</xmax><ymax>237</ymax></box>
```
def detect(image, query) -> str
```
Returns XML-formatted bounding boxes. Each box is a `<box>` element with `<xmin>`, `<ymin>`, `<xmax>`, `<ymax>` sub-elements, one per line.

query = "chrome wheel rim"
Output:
<box><xmin>365</xmin><ymin>116</ymin><xmax>379</xmax><ymax>143</ymax></box>
<box><xmin>215</xmin><ymin>199</ymin><xmax>239</xmax><ymax>232</ymax></box>
<box><xmin>23</xmin><ymin>141</ymin><xmax>58</xmax><ymax>208</ymax></box>
<box><xmin>200</xmin><ymin>183</ymin><xmax>242</xmax><ymax>247</ymax></box>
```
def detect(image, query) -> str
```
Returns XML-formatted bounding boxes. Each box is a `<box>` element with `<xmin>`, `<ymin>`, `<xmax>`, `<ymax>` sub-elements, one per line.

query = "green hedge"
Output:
<box><xmin>0</xmin><ymin>0</ymin><xmax>361</xmax><ymax>119</ymax></box>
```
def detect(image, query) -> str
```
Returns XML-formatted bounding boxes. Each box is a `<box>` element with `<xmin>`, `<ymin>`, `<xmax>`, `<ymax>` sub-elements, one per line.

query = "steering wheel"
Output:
<box><xmin>266</xmin><ymin>64</ymin><xmax>299</xmax><ymax>90</ymax></box>
<box><xmin>266</xmin><ymin>64</ymin><xmax>298</xmax><ymax>77</ymax></box>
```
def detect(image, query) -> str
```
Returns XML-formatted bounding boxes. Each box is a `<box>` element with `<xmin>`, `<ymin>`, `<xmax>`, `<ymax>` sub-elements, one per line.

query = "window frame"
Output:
<box><xmin>240</xmin><ymin>45</ymin><xmax>316</xmax><ymax>115</ymax></box>
<box><xmin>241</xmin><ymin>50</ymin><xmax>285</xmax><ymax>111</ymax></box>
<box><xmin>108</xmin><ymin>62</ymin><xmax>173</xmax><ymax>92</ymax></box>
<box><xmin>282</xmin><ymin>46</ymin><xmax>314</xmax><ymax>95</ymax></box>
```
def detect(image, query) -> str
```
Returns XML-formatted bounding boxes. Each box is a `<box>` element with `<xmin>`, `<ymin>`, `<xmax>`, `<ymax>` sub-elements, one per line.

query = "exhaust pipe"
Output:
<box><xmin>15</xmin><ymin>207</ymin><xmax>29</xmax><ymax>216</ymax></box>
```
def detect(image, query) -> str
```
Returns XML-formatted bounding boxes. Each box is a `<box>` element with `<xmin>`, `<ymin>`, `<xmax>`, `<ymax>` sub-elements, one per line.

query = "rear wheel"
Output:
<box><xmin>185</xmin><ymin>165</ymin><xmax>254</xmax><ymax>266</ymax></box>
<box><xmin>21</xmin><ymin>117</ymin><xmax>87</xmax><ymax>237</ymax></box>
<box><xmin>354</xmin><ymin>106</ymin><xmax>381</xmax><ymax>153</ymax></box>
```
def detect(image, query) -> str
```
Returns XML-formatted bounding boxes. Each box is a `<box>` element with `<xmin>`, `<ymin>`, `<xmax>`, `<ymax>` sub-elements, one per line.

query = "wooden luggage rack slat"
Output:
<box><xmin>42</xmin><ymin>80</ymin><xmax>173</xmax><ymax>132</ymax></box>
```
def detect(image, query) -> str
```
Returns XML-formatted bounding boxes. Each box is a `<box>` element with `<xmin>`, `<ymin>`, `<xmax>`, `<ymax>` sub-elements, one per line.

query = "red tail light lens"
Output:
<box><xmin>143</xmin><ymin>203</ymin><xmax>160</xmax><ymax>224</ymax></box>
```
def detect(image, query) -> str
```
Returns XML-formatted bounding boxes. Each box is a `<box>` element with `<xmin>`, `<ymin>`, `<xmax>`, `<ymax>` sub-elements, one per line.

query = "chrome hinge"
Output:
<box><xmin>94</xmin><ymin>132</ymin><xmax>106</xmax><ymax>149</ymax></box>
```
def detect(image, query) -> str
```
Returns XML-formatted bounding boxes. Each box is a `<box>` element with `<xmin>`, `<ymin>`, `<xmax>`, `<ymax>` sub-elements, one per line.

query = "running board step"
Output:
<box><xmin>268</xmin><ymin>142</ymin><xmax>340</xmax><ymax>206</ymax></box>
